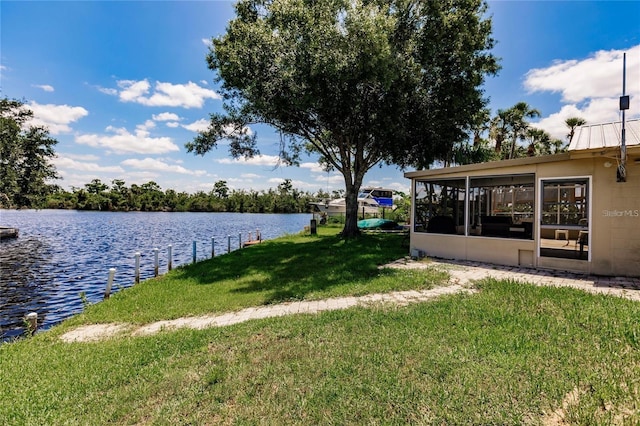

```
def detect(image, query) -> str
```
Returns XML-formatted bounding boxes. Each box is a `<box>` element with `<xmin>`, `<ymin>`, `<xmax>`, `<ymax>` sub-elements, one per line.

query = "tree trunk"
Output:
<box><xmin>341</xmin><ymin>184</ymin><xmax>360</xmax><ymax>238</ymax></box>
<box><xmin>334</xmin><ymin>142</ymin><xmax>367</xmax><ymax>238</ymax></box>
<box><xmin>509</xmin><ymin>135</ymin><xmax>517</xmax><ymax>159</ymax></box>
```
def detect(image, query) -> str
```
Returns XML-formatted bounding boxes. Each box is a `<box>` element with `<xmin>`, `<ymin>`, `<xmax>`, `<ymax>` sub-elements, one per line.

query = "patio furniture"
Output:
<box><xmin>576</xmin><ymin>230</ymin><xmax>588</xmax><ymax>256</ymax></box>
<box><xmin>427</xmin><ymin>216</ymin><xmax>457</xmax><ymax>234</ymax></box>
<box><xmin>555</xmin><ymin>229</ymin><xmax>569</xmax><ymax>240</ymax></box>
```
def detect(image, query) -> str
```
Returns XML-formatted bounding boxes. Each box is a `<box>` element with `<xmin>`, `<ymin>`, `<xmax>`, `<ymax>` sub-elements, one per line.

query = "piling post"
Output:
<box><xmin>192</xmin><ymin>241</ymin><xmax>197</xmax><ymax>264</ymax></box>
<box><xmin>257</xmin><ymin>229</ymin><xmax>261</xmax><ymax>241</ymax></box>
<box><xmin>25</xmin><ymin>312</ymin><xmax>38</xmax><ymax>336</ymax></box>
<box><xmin>211</xmin><ymin>237</ymin><xmax>215</xmax><ymax>258</ymax></box>
<box><xmin>104</xmin><ymin>268</ymin><xmax>116</xmax><ymax>299</ymax></box>
<box><xmin>168</xmin><ymin>245</ymin><xmax>173</xmax><ymax>271</ymax></box>
<box><xmin>135</xmin><ymin>252</ymin><xmax>141</xmax><ymax>283</ymax></box>
<box><xmin>227</xmin><ymin>235</ymin><xmax>231</xmax><ymax>253</ymax></box>
<box><xmin>153</xmin><ymin>248</ymin><xmax>159</xmax><ymax>277</ymax></box>
<box><xmin>239</xmin><ymin>233</ymin><xmax>242</xmax><ymax>249</ymax></box>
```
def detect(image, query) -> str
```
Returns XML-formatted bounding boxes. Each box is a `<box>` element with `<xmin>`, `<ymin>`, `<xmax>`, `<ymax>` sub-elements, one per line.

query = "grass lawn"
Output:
<box><xmin>58</xmin><ymin>225</ymin><xmax>445</xmax><ymax>326</ymax></box>
<box><xmin>1</xmin><ymin>227</ymin><xmax>639</xmax><ymax>424</ymax></box>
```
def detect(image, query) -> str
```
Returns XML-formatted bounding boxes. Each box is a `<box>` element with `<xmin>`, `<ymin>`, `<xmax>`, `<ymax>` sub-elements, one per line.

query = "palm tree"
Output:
<box><xmin>471</xmin><ymin>108</ymin><xmax>491</xmax><ymax>147</ymax></box>
<box><xmin>565</xmin><ymin>117</ymin><xmax>587</xmax><ymax>144</ymax></box>
<box><xmin>489</xmin><ymin>109</ymin><xmax>509</xmax><ymax>154</ymax></box>
<box><xmin>506</xmin><ymin>102</ymin><xmax>540</xmax><ymax>160</ymax></box>
<box><xmin>525</xmin><ymin>128</ymin><xmax>548</xmax><ymax>156</ymax></box>
<box><xmin>489</xmin><ymin>102</ymin><xmax>540</xmax><ymax>159</ymax></box>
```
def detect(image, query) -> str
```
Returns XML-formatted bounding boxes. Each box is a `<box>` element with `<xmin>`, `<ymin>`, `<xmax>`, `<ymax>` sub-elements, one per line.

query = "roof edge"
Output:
<box><xmin>404</xmin><ymin>153</ymin><xmax>570</xmax><ymax>179</ymax></box>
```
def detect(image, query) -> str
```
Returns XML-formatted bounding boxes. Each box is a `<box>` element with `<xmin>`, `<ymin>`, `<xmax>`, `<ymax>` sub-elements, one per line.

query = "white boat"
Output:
<box><xmin>309</xmin><ymin>197</ymin><xmax>381</xmax><ymax>217</ymax></box>
<box><xmin>309</xmin><ymin>188</ymin><xmax>394</xmax><ymax>218</ymax></box>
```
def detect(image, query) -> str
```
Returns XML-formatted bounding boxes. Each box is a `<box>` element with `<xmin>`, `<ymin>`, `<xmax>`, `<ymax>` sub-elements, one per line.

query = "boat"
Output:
<box><xmin>309</xmin><ymin>197</ymin><xmax>381</xmax><ymax>218</ymax></box>
<box><xmin>0</xmin><ymin>226</ymin><xmax>19</xmax><ymax>240</ymax></box>
<box><xmin>359</xmin><ymin>187</ymin><xmax>394</xmax><ymax>208</ymax></box>
<box><xmin>309</xmin><ymin>187</ymin><xmax>395</xmax><ymax>218</ymax></box>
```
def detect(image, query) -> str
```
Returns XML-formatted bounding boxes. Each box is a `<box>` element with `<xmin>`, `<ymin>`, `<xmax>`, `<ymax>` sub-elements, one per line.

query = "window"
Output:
<box><xmin>540</xmin><ymin>178</ymin><xmax>589</xmax><ymax>260</ymax></box>
<box><xmin>414</xmin><ymin>179</ymin><xmax>465</xmax><ymax>235</ymax></box>
<box><xmin>469</xmin><ymin>174</ymin><xmax>535</xmax><ymax>239</ymax></box>
<box><xmin>541</xmin><ymin>180</ymin><xmax>588</xmax><ymax>226</ymax></box>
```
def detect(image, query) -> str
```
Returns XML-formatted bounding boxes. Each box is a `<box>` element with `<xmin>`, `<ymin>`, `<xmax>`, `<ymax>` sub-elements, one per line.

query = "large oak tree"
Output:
<box><xmin>188</xmin><ymin>0</ymin><xmax>499</xmax><ymax>237</ymax></box>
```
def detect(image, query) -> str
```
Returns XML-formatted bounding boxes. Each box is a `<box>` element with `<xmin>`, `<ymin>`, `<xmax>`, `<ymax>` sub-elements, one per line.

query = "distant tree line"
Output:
<box><xmin>42</xmin><ymin>178</ymin><xmax>339</xmax><ymax>214</ymax></box>
<box><xmin>2</xmin><ymin>96</ymin><xmax>585</xmax><ymax>213</ymax></box>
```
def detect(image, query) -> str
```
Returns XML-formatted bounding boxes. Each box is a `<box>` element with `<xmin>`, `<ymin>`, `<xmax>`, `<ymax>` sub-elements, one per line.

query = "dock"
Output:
<box><xmin>242</xmin><ymin>239</ymin><xmax>262</xmax><ymax>247</ymax></box>
<box><xmin>0</xmin><ymin>226</ymin><xmax>19</xmax><ymax>240</ymax></box>
<box><xmin>242</xmin><ymin>230</ymin><xmax>262</xmax><ymax>248</ymax></box>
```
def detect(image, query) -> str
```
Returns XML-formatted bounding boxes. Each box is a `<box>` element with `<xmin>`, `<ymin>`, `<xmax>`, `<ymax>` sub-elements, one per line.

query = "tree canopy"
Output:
<box><xmin>187</xmin><ymin>0</ymin><xmax>499</xmax><ymax>236</ymax></box>
<box><xmin>0</xmin><ymin>98</ymin><xmax>59</xmax><ymax>208</ymax></box>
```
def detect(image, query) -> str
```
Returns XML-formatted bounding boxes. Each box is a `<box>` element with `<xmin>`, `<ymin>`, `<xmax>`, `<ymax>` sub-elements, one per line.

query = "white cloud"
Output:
<box><xmin>33</xmin><ymin>84</ymin><xmax>54</xmax><ymax>92</ymax></box>
<box><xmin>116</xmin><ymin>79</ymin><xmax>220</xmax><ymax>108</ymax></box>
<box><xmin>60</xmin><ymin>153</ymin><xmax>101</xmax><ymax>161</ymax></box>
<box><xmin>268</xmin><ymin>178</ymin><xmax>317</xmax><ymax>189</ymax></box>
<box><xmin>316</xmin><ymin>174</ymin><xmax>344</xmax><ymax>184</ymax></box>
<box><xmin>97</xmin><ymin>86</ymin><xmax>118</xmax><ymax>96</ymax></box>
<box><xmin>159</xmin><ymin>157</ymin><xmax>184</xmax><ymax>165</ymax></box>
<box><xmin>217</xmin><ymin>154</ymin><xmax>281</xmax><ymax>166</ymax></box>
<box><xmin>200</xmin><ymin>80</ymin><xmax>209</xmax><ymax>86</ymax></box>
<box><xmin>241</xmin><ymin>173</ymin><xmax>262</xmax><ymax>179</ymax></box>
<box><xmin>56</xmin><ymin>172</ymin><xmax>114</xmax><ymax>189</ymax></box>
<box><xmin>181</xmin><ymin>118</ymin><xmax>210</xmax><ymax>132</ymax></box>
<box><xmin>53</xmin><ymin>155</ymin><xmax>125</xmax><ymax>173</ymax></box>
<box><xmin>136</xmin><ymin>119</ymin><xmax>156</xmax><ymax>134</ymax></box>
<box><xmin>25</xmin><ymin>101</ymin><xmax>89</xmax><ymax>134</ymax></box>
<box><xmin>524</xmin><ymin>45</ymin><xmax>640</xmax><ymax>103</ymax></box>
<box><xmin>127</xmin><ymin>171</ymin><xmax>161</xmax><ymax>182</ymax></box>
<box><xmin>384</xmin><ymin>181</ymin><xmax>410</xmax><ymax>193</ymax></box>
<box><xmin>300</xmin><ymin>162</ymin><xmax>326</xmax><ymax>173</ymax></box>
<box><xmin>524</xmin><ymin>44</ymin><xmax>640</xmax><ymax>140</ymax></box>
<box><xmin>121</xmin><ymin>158</ymin><xmax>207</xmax><ymax>176</ymax></box>
<box><xmin>226</xmin><ymin>177</ymin><xmax>247</xmax><ymax>183</ymax></box>
<box><xmin>152</xmin><ymin>112</ymin><xmax>181</xmax><ymax>122</ymax></box>
<box><xmin>75</xmin><ymin>125</ymin><xmax>180</xmax><ymax>155</ymax></box>
<box><xmin>202</xmin><ymin>38</ymin><xmax>212</xmax><ymax>47</ymax></box>
<box><xmin>533</xmin><ymin>100</ymin><xmax>624</xmax><ymax>141</ymax></box>
<box><xmin>179</xmin><ymin>120</ymin><xmax>253</xmax><ymax>139</ymax></box>
<box><xmin>166</xmin><ymin>122</ymin><xmax>180</xmax><ymax>128</ymax></box>
<box><xmin>118</xmin><ymin>79</ymin><xmax>151</xmax><ymax>102</ymax></box>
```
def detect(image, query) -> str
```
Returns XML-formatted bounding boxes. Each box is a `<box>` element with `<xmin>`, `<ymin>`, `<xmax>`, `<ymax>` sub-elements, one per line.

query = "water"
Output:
<box><xmin>0</xmin><ymin>210</ymin><xmax>311</xmax><ymax>340</ymax></box>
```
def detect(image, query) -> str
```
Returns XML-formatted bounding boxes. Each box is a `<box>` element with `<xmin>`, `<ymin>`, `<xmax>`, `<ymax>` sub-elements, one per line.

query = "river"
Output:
<box><xmin>0</xmin><ymin>210</ymin><xmax>311</xmax><ymax>341</ymax></box>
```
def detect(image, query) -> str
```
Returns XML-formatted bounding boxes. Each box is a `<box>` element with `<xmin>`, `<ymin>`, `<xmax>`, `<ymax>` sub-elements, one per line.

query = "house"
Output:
<box><xmin>404</xmin><ymin>119</ymin><xmax>640</xmax><ymax>277</ymax></box>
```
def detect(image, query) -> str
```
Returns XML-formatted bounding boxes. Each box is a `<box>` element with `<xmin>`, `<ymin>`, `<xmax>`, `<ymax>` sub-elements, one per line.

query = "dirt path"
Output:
<box><xmin>59</xmin><ymin>258</ymin><xmax>640</xmax><ymax>343</ymax></box>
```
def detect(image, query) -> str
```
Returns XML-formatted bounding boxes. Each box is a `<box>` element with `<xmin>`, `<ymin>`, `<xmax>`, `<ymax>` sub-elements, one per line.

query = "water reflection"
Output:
<box><xmin>0</xmin><ymin>238</ymin><xmax>55</xmax><ymax>339</ymax></box>
<box><xmin>1</xmin><ymin>210</ymin><xmax>310</xmax><ymax>341</ymax></box>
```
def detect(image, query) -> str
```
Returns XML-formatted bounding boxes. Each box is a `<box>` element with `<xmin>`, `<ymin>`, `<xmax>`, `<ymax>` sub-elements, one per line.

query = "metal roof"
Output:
<box><xmin>569</xmin><ymin>118</ymin><xmax>640</xmax><ymax>152</ymax></box>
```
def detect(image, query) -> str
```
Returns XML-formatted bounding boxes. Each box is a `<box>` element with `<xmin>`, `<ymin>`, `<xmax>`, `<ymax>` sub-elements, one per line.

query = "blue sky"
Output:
<box><xmin>2</xmin><ymin>1</ymin><xmax>639</xmax><ymax>195</ymax></box>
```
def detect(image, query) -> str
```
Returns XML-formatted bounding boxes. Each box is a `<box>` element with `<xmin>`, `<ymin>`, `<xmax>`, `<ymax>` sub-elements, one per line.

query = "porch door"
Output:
<box><xmin>539</xmin><ymin>178</ymin><xmax>590</xmax><ymax>261</ymax></box>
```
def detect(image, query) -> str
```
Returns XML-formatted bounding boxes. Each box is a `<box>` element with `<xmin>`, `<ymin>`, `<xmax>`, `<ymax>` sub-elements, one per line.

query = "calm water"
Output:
<box><xmin>0</xmin><ymin>210</ymin><xmax>311</xmax><ymax>340</ymax></box>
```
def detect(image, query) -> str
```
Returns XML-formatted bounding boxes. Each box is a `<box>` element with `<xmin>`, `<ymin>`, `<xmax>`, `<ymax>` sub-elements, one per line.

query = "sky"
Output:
<box><xmin>2</xmin><ymin>0</ymin><xmax>639</xmax><ymax>195</ymax></box>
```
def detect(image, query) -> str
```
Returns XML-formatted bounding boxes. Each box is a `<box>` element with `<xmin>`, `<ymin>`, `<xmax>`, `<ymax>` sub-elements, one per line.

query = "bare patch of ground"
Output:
<box><xmin>540</xmin><ymin>386</ymin><xmax>587</xmax><ymax>425</ymax></box>
<box><xmin>60</xmin><ymin>323</ymin><xmax>131</xmax><ymax>343</ymax></box>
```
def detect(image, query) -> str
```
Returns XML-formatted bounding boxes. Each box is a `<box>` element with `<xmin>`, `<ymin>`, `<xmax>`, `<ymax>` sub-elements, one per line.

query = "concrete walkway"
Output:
<box><xmin>59</xmin><ymin>258</ymin><xmax>640</xmax><ymax>343</ymax></box>
<box><xmin>388</xmin><ymin>258</ymin><xmax>640</xmax><ymax>300</ymax></box>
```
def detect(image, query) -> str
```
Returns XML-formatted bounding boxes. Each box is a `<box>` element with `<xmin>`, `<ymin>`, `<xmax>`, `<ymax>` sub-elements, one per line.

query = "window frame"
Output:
<box><xmin>537</xmin><ymin>176</ymin><xmax>592</xmax><ymax>261</ymax></box>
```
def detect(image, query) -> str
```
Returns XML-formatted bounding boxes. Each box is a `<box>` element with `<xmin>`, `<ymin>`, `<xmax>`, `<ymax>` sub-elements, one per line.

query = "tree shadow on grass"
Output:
<box><xmin>173</xmin><ymin>233</ymin><xmax>408</xmax><ymax>304</ymax></box>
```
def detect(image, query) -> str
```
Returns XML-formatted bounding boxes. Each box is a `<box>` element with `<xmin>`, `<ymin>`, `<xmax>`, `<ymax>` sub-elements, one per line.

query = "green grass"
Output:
<box><xmin>1</xmin><ymin>228</ymin><xmax>639</xmax><ymax>424</ymax></box>
<box><xmin>62</xmin><ymin>226</ymin><xmax>438</xmax><ymax>326</ymax></box>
